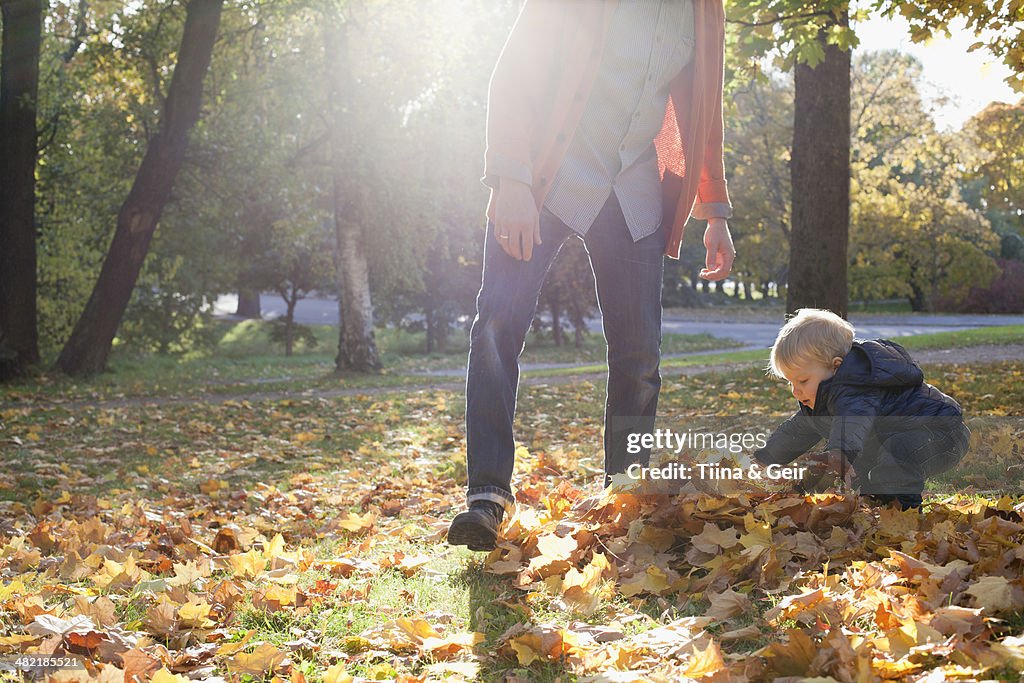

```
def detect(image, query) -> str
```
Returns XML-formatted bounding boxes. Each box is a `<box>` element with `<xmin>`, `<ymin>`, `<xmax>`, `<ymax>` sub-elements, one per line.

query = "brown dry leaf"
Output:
<box><xmin>705</xmin><ymin>587</ymin><xmax>752</xmax><ymax>622</ymax></box>
<box><xmin>394</xmin><ymin>616</ymin><xmax>441</xmax><ymax>643</ymax></box>
<box><xmin>965</xmin><ymin>576</ymin><xmax>1024</xmax><ymax>614</ymax></box>
<box><xmin>764</xmin><ymin>588</ymin><xmax>837</xmax><ymax>626</ymax></box>
<box><xmin>120</xmin><ymin>648</ymin><xmax>162</xmax><ymax>681</ymax></box>
<box><xmin>928</xmin><ymin>606</ymin><xmax>986</xmax><ymax>638</ymax></box>
<box><xmin>691</xmin><ymin>522</ymin><xmax>741</xmax><ymax>554</ymax></box>
<box><xmin>73</xmin><ymin>595</ymin><xmax>118</xmax><ymax>629</ymax></box>
<box><xmin>683</xmin><ymin>639</ymin><xmax>725</xmax><ymax>678</ymax></box>
<box><xmin>144</xmin><ymin>598</ymin><xmax>179</xmax><ymax>637</ymax></box>
<box><xmin>761</xmin><ymin>628</ymin><xmax>816</xmax><ymax>677</ymax></box>
<box><xmin>718</xmin><ymin>625</ymin><xmax>761</xmax><ymax>642</ymax></box>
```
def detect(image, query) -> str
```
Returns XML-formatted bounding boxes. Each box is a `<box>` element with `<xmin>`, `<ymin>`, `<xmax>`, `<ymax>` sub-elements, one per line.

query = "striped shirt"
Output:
<box><xmin>544</xmin><ymin>0</ymin><xmax>696</xmax><ymax>241</ymax></box>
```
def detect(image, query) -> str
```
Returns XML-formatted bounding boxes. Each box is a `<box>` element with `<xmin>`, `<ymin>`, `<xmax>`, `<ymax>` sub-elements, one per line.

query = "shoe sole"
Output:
<box><xmin>447</xmin><ymin>520</ymin><xmax>497</xmax><ymax>552</ymax></box>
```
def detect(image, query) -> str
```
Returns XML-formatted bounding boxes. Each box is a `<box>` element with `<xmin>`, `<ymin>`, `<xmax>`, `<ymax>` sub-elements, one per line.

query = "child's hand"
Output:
<box><xmin>804</xmin><ymin>450</ymin><xmax>854</xmax><ymax>490</ymax></box>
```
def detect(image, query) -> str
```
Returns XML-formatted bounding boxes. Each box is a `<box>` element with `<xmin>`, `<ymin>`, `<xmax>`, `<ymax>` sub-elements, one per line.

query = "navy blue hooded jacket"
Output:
<box><xmin>753</xmin><ymin>339</ymin><xmax>963</xmax><ymax>467</ymax></box>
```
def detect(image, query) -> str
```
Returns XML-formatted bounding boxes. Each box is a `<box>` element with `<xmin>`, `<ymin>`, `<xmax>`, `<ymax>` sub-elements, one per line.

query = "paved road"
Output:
<box><xmin>212</xmin><ymin>294</ymin><xmax>1024</xmax><ymax>349</ymax></box>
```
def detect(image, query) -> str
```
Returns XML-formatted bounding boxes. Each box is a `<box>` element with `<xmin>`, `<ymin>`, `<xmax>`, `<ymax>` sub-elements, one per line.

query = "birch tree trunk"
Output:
<box><xmin>322</xmin><ymin>10</ymin><xmax>381</xmax><ymax>372</ymax></box>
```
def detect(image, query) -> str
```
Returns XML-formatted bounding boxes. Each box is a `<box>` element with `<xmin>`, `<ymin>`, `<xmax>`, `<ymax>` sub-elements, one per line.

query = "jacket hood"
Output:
<box><xmin>832</xmin><ymin>339</ymin><xmax>923</xmax><ymax>389</ymax></box>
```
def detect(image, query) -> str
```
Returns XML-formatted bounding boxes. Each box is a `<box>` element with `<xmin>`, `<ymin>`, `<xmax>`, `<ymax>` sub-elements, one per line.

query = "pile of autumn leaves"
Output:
<box><xmin>2</xmin><ymin>479</ymin><xmax>1024</xmax><ymax>681</ymax></box>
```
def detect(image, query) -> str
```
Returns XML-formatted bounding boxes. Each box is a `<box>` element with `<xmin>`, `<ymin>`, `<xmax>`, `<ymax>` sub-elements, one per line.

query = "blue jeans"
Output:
<box><xmin>465</xmin><ymin>194</ymin><xmax>666</xmax><ymax>509</ymax></box>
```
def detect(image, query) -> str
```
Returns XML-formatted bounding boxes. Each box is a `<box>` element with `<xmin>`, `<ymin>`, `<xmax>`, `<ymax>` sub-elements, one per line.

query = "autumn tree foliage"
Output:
<box><xmin>727</xmin><ymin>0</ymin><xmax>1024</xmax><ymax>317</ymax></box>
<box><xmin>56</xmin><ymin>0</ymin><xmax>224</xmax><ymax>376</ymax></box>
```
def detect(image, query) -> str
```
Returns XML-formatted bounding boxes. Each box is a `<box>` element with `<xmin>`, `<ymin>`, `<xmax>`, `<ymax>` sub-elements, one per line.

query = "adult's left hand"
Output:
<box><xmin>699</xmin><ymin>217</ymin><xmax>735</xmax><ymax>281</ymax></box>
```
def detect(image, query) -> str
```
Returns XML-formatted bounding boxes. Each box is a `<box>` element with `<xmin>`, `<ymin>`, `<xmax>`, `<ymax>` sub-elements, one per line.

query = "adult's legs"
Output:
<box><xmin>581</xmin><ymin>194</ymin><xmax>667</xmax><ymax>484</ymax></box>
<box><xmin>464</xmin><ymin>210</ymin><xmax>573</xmax><ymax>510</ymax></box>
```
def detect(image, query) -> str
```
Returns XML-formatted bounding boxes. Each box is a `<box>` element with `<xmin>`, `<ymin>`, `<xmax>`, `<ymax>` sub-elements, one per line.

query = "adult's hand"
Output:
<box><xmin>494</xmin><ymin>178</ymin><xmax>541</xmax><ymax>261</ymax></box>
<box><xmin>699</xmin><ymin>217</ymin><xmax>735</xmax><ymax>281</ymax></box>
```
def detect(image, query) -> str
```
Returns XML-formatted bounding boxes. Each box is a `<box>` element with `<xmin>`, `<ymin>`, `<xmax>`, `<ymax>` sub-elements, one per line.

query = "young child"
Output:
<box><xmin>753</xmin><ymin>308</ymin><xmax>971</xmax><ymax>509</ymax></box>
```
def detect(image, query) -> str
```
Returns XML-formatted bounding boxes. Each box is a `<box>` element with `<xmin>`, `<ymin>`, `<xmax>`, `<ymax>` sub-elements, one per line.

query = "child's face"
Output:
<box><xmin>780</xmin><ymin>357</ymin><xmax>844</xmax><ymax>409</ymax></box>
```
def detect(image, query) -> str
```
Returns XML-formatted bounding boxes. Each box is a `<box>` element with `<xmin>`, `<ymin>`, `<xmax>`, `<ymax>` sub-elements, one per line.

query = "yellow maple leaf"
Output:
<box><xmin>323</xmin><ymin>663</ymin><xmax>354</xmax><ymax>683</ymax></box>
<box><xmin>335</xmin><ymin>511</ymin><xmax>376</xmax><ymax>534</ymax></box>
<box><xmin>684</xmin><ymin>640</ymin><xmax>726</xmax><ymax>678</ymax></box>
<box><xmin>264</xmin><ymin>533</ymin><xmax>287</xmax><ymax>561</ymax></box>
<box><xmin>0</xmin><ymin>579</ymin><xmax>26</xmax><ymax>601</ymax></box>
<box><xmin>177</xmin><ymin>599</ymin><xmax>215</xmax><ymax>628</ymax></box>
<box><xmin>395</xmin><ymin>617</ymin><xmax>441</xmax><ymax>644</ymax></box>
<box><xmin>151</xmin><ymin>668</ymin><xmax>190</xmax><ymax>683</ymax></box>
<box><xmin>229</xmin><ymin>548</ymin><xmax>265</xmax><ymax>578</ymax></box>
<box><xmin>216</xmin><ymin>629</ymin><xmax>256</xmax><ymax>656</ymax></box>
<box><xmin>420</xmin><ymin>632</ymin><xmax>485</xmax><ymax>660</ymax></box>
<box><xmin>226</xmin><ymin>642</ymin><xmax>288</xmax><ymax>676</ymax></box>
<box><xmin>619</xmin><ymin>565</ymin><xmax>673</xmax><ymax>597</ymax></box>
<box><xmin>510</xmin><ymin>638</ymin><xmax>541</xmax><ymax>666</ymax></box>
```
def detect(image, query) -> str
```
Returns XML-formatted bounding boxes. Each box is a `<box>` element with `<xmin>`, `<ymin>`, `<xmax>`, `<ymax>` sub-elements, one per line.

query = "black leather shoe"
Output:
<box><xmin>447</xmin><ymin>501</ymin><xmax>504</xmax><ymax>551</ymax></box>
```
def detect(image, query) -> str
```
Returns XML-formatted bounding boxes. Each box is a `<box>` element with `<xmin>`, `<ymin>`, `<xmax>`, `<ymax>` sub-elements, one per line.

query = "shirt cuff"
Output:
<box><xmin>690</xmin><ymin>201</ymin><xmax>733</xmax><ymax>220</ymax></box>
<box><xmin>481</xmin><ymin>154</ymin><xmax>533</xmax><ymax>190</ymax></box>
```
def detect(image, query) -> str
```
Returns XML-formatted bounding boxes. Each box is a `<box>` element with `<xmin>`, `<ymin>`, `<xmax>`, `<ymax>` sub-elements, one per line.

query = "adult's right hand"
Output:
<box><xmin>494</xmin><ymin>178</ymin><xmax>541</xmax><ymax>261</ymax></box>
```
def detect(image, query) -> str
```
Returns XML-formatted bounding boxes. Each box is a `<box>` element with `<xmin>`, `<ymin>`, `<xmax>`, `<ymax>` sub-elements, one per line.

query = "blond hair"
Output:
<box><xmin>767</xmin><ymin>308</ymin><xmax>855</xmax><ymax>379</ymax></box>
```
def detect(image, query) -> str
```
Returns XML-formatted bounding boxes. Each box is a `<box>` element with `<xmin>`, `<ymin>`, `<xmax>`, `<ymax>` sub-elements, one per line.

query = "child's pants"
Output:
<box><xmin>856</xmin><ymin>419</ymin><xmax>971</xmax><ymax>509</ymax></box>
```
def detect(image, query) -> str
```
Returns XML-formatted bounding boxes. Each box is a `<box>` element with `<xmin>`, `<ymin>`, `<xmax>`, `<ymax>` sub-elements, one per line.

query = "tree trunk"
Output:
<box><xmin>56</xmin><ymin>0</ymin><xmax>223</xmax><ymax>375</ymax></box>
<box><xmin>0</xmin><ymin>0</ymin><xmax>43</xmax><ymax>379</ymax></box>
<box><xmin>284</xmin><ymin>294</ymin><xmax>296</xmax><ymax>357</ymax></box>
<box><xmin>551</xmin><ymin>295</ymin><xmax>563</xmax><ymax>347</ymax></box>
<box><xmin>425</xmin><ymin>307</ymin><xmax>435</xmax><ymax>354</ymax></box>
<box><xmin>236</xmin><ymin>288</ymin><xmax>261</xmax><ymax>318</ymax></box>
<box><xmin>787</xmin><ymin>11</ymin><xmax>851</xmax><ymax>319</ymax></box>
<box><xmin>323</xmin><ymin>11</ymin><xmax>381</xmax><ymax>372</ymax></box>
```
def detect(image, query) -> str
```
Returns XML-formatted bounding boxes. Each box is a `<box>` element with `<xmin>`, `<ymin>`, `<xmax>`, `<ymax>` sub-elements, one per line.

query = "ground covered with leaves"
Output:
<box><xmin>1</xmin><ymin>358</ymin><xmax>1023</xmax><ymax>682</ymax></box>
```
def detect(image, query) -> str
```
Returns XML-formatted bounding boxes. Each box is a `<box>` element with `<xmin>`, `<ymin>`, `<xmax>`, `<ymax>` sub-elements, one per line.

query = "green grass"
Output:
<box><xmin>0</xmin><ymin>319</ymin><xmax>741</xmax><ymax>404</ymax></box>
<box><xmin>3</xmin><ymin>321</ymin><xmax>1020</xmax><ymax>407</ymax></box>
<box><xmin>382</xmin><ymin>326</ymin><xmax>742</xmax><ymax>373</ymax></box>
<box><xmin>897</xmin><ymin>324</ymin><xmax>1024</xmax><ymax>350</ymax></box>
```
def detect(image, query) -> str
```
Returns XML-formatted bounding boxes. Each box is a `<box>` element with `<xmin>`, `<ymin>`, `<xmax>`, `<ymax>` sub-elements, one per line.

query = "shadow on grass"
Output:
<box><xmin>448</xmin><ymin>561</ymin><xmax>575</xmax><ymax>683</ymax></box>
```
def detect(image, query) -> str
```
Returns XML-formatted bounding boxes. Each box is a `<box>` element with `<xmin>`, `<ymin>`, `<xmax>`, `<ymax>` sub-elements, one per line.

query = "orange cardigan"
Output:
<box><xmin>483</xmin><ymin>0</ymin><xmax>731</xmax><ymax>259</ymax></box>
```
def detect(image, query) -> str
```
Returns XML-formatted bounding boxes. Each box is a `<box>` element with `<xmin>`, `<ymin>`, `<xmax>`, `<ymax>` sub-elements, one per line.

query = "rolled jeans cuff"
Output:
<box><xmin>467</xmin><ymin>486</ymin><xmax>516</xmax><ymax>512</ymax></box>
